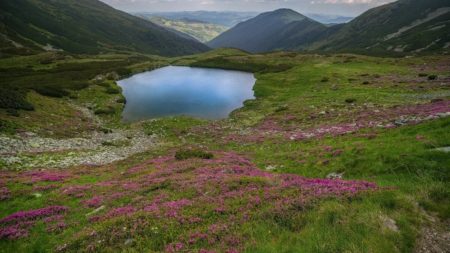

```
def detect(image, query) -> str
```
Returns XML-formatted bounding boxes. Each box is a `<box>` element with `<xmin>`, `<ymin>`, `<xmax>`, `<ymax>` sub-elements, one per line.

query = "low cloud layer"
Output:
<box><xmin>100</xmin><ymin>0</ymin><xmax>396</xmax><ymax>15</ymax></box>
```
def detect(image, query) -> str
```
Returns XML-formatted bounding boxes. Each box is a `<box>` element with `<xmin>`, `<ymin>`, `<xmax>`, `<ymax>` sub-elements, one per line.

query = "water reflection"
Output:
<box><xmin>117</xmin><ymin>66</ymin><xmax>256</xmax><ymax>123</ymax></box>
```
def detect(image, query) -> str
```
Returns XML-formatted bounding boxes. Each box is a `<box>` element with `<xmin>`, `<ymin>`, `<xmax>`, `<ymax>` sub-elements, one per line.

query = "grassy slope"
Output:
<box><xmin>206</xmin><ymin>9</ymin><xmax>311</xmax><ymax>53</ymax></box>
<box><xmin>0</xmin><ymin>49</ymin><xmax>449</xmax><ymax>252</ymax></box>
<box><xmin>307</xmin><ymin>0</ymin><xmax>450</xmax><ymax>56</ymax></box>
<box><xmin>0</xmin><ymin>0</ymin><xmax>210</xmax><ymax>57</ymax></box>
<box><xmin>147</xmin><ymin>17</ymin><xmax>229</xmax><ymax>43</ymax></box>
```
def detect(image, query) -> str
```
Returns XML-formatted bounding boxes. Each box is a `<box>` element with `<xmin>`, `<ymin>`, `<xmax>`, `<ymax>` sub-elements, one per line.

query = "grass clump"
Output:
<box><xmin>427</xmin><ymin>75</ymin><xmax>437</xmax><ymax>80</ymax></box>
<box><xmin>345</xmin><ymin>98</ymin><xmax>356</xmax><ymax>103</ymax></box>
<box><xmin>175</xmin><ymin>149</ymin><xmax>214</xmax><ymax>160</ymax></box>
<box><xmin>94</xmin><ymin>107</ymin><xmax>115</xmax><ymax>115</ymax></box>
<box><xmin>116</xmin><ymin>98</ymin><xmax>126</xmax><ymax>104</ymax></box>
<box><xmin>418</xmin><ymin>73</ymin><xmax>428</xmax><ymax>77</ymax></box>
<box><xmin>321</xmin><ymin>77</ymin><xmax>330</xmax><ymax>82</ymax></box>
<box><xmin>96</xmin><ymin>82</ymin><xmax>110</xmax><ymax>88</ymax></box>
<box><xmin>105</xmin><ymin>87</ymin><xmax>120</xmax><ymax>94</ymax></box>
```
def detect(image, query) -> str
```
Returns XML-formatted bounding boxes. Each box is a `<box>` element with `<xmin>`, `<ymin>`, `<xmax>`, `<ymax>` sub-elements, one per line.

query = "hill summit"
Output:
<box><xmin>206</xmin><ymin>9</ymin><xmax>322</xmax><ymax>53</ymax></box>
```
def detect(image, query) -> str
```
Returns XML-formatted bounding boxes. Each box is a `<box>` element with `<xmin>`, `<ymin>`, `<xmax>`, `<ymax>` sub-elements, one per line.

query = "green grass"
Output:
<box><xmin>0</xmin><ymin>49</ymin><xmax>449</xmax><ymax>252</ymax></box>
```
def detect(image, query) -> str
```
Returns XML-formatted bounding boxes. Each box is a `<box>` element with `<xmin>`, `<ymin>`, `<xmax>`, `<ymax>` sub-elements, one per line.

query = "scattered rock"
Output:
<box><xmin>124</xmin><ymin>238</ymin><xmax>134</xmax><ymax>246</ymax></box>
<box><xmin>326</xmin><ymin>172</ymin><xmax>345</xmax><ymax>179</ymax></box>
<box><xmin>379</xmin><ymin>214</ymin><xmax>399</xmax><ymax>232</ymax></box>
<box><xmin>86</xmin><ymin>205</ymin><xmax>105</xmax><ymax>217</ymax></box>
<box><xmin>33</xmin><ymin>193</ymin><xmax>42</xmax><ymax>198</ymax></box>
<box><xmin>30</xmin><ymin>143</ymin><xmax>40</xmax><ymax>148</ymax></box>
<box><xmin>265</xmin><ymin>165</ymin><xmax>276</xmax><ymax>171</ymax></box>
<box><xmin>434</xmin><ymin>147</ymin><xmax>450</xmax><ymax>152</ymax></box>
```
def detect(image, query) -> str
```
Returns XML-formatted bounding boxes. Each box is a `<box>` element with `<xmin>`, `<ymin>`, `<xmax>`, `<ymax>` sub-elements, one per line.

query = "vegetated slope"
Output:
<box><xmin>146</xmin><ymin>17</ymin><xmax>229</xmax><ymax>43</ymax></box>
<box><xmin>309</xmin><ymin>0</ymin><xmax>450</xmax><ymax>56</ymax></box>
<box><xmin>133</xmin><ymin>11</ymin><xmax>259</xmax><ymax>27</ymax></box>
<box><xmin>206</xmin><ymin>8</ymin><xmax>325</xmax><ymax>53</ymax></box>
<box><xmin>0</xmin><ymin>0</ymin><xmax>210</xmax><ymax>57</ymax></box>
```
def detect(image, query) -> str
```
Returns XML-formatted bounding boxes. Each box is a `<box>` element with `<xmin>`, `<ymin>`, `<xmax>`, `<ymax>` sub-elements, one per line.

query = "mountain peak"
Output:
<box><xmin>206</xmin><ymin>8</ymin><xmax>322</xmax><ymax>53</ymax></box>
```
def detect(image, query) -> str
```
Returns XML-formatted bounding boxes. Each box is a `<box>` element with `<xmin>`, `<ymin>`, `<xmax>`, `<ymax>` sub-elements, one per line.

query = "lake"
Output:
<box><xmin>117</xmin><ymin>66</ymin><xmax>256</xmax><ymax>123</ymax></box>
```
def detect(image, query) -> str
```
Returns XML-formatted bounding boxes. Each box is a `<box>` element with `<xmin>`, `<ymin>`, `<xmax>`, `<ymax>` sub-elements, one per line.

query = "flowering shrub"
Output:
<box><xmin>0</xmin><ymin>206</ymin><xmax>69</xmax><ymax>239</ymax></box>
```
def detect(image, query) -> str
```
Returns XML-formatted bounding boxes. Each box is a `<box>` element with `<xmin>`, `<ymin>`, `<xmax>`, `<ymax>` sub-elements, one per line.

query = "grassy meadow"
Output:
<box><xmin>0</xmin><ymin>49</ymin><xmax>449</xmax><ymax>252</ymax></box>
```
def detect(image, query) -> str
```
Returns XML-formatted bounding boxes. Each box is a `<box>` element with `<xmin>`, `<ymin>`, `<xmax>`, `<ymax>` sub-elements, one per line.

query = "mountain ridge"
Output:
<box><xmin>206</xmin><ymin>8</ymin><xmax>318</xmax><ymax>53</ymax></box>
<box><xmin>206</xmin><ymin>0</ymin><xmax>450</xmax><ymax>56</ymax></box>
<box><xmin>0</xmin><ymin>0</ymin><xmax>210</xmax><ymax>57</ymax></box>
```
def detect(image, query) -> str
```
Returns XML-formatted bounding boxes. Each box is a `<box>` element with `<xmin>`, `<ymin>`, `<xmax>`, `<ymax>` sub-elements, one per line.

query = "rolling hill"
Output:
<box><xmin>206</xmin><ymin>9</ymin><xmax>325</xmax><ymax>53</ymax></box>
<box><xmin>146</xmin><ymin>17</ymin><xmax>229</xmax><ymax>43</ymax></box>
<box><xmin>0</xmin><ymin>0</ymin><xmax>210</xmax><ymax>57</ymax></box>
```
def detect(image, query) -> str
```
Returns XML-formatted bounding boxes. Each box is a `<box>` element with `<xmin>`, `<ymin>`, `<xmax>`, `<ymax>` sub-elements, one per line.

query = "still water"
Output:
<box><xmin>117</xmin><ymin>66</ymin><xmax>256</xmax><ymax>123</ymax></box>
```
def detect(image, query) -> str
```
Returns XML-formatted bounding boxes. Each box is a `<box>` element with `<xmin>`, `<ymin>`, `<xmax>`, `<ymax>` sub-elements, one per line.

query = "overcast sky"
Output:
<box><xmin>99</xmin><ymin>0</ymin><xmax>397</xmax><ymax>16</ymax></box>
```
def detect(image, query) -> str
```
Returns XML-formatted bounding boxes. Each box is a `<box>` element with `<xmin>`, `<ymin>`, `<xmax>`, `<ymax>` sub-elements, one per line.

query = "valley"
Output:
<box><xmin>0</xmin><ymin>0</ymin><xmax>449</xmax><ymax>252</ymax></box>
<box><xmin>1</xmin><ymin>48</ymin><xmax>449</xmax><ymax>252</ymax></box>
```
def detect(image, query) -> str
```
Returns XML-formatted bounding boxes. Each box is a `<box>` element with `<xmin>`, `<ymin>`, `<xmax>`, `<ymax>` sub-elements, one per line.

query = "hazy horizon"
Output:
<box><xmin>99</xmin><ymin>0</ymin><xmax>397</xmax><ymax>16</ymax></box>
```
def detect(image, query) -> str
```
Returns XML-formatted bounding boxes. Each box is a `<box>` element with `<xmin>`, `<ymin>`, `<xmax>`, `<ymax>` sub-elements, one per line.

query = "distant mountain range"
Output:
<box><xmin>131</xmin><ymin>11</ymin><xmax>260</xmax><ymax>27</ymax></box>
<box><xmin>207</xmin><ymin>0</ymin><xmax>450</xmax><ymax>56</ymax></box>
<box><xmin>303</xmin><ymin>14</ymin><xmax>354</xmax><ymax>24</ymax></box>
<box><xmin>144</xmin><ymin>17</ymin><xmax>229</xmax><ymax>43</ymax></box>
<box><xmin>0</xmin><ymin>0</ymin><xmax>210</xmax><ymax>57</ymax></box>
<box><xmin>1</xmin><ymin>0</ymin><xmax>448</xmax><ymax>58</ymax></box>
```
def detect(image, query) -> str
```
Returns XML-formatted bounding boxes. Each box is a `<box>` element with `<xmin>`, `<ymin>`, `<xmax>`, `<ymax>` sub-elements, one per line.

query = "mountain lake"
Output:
<box><xmin>117</xmin><ymin>66</ymin><xmax>256</xmax><ymax>122</ymax></box>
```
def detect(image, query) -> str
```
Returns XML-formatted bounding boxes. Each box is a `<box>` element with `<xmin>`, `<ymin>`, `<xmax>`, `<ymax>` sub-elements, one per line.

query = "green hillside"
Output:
<box><xmin>0</xmin><ymin>48</ymin><xmax>449</xmax><ymax>253</ymax></box>
<box><xmin>206</xmin><ymin>9</ymin><xmax>317</xmax><ymax>53</ymax></box>
<box><xmin>206</xmin><ymin>0</ymin><xmax>450</xmax><ymax>56</ymax></box>
<box><xmin>312</xmin><ymin>0</ymin><xmax>450</xmax><ymax>56</ymax></box>
<box><xmin>147</xmin><ymin>17</ymin><xmax>229</xmax><ymax>43</ymax></box>
<box><xmin>0</xmin><ymin>0</ymin><xmax>210</xmax><ymax>57</ymax></box>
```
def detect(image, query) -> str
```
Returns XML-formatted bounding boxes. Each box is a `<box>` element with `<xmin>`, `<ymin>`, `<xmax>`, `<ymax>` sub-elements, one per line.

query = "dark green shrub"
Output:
<box><xmin>107</xmin><ymin>75</ymin><xmax>115</xmax><ymax>80</ymax></box>
<box><xmin>418</xmin><ymin>73</ymin><xmax>428</xmax><ymax>77</ymax></box>
<box><xmin>428</xmin><ymin>75</ymin><xmax>437</xmax><ymax>80</ymax></box>
<box><xmin>116</xmin><ymin>98</ymin><xmax>126</xmax><ymax>104</ymax></box>
<box><xmin>175</xmin><ymin>149</ymin><xmax>213</xmax><ymax>160</ymax></box>
<box><xmin>94</xmin><ymin>108</ymin><xmax>115</xmax><ymax>115</ymax></box>
<box><xmin>34</xmin><ymin>86</ymin><xmax>70</xmax><ymax>98</ymax></box>
<box><xmin>97</xmin><ymin>82</ymin><xmax>110</xmax><ymax>88</ymax></box>
<box><xmin>6</xmin><ymin>108</ymin><xmax>20</xmax><ymax>117</ymax></box>
<box><xmin>321</xmin><ymin>77</ymin><xmax>330</xmax><ymax>82</ymax></box>
<box><xmin>105</xmin><ymin>87</ymin><xmax>120</xmax><ymax>94</ymax></box>
<box><xmin>116</xmin><ymin>68</ymin><xmax>132</xmax><ymax>76</ymax></box>
<box><xmin>39</xmin><ymin>59</ymin><xmax>53</xmax><ymax>65</ymax></box>
<box><xmin>362</xmin><ymin>81</ymin><xmax>370</xmax><ymax>85</ymax></box>
<box><xmin>70</xmin><ymin>82</ymin><xmax>89</xmax><ymax>90</ymax></box>
<box><xmin>0</xmin><ymin>90</ymin><xmax>35</xmax><ymax>111</ymax></box>
<box><xmin>345</xmin><ymin>98</ymin><xmax>356</xmax><ymax>103</ymax></box>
